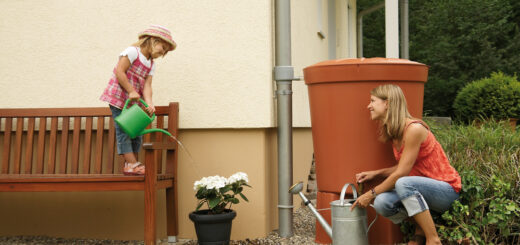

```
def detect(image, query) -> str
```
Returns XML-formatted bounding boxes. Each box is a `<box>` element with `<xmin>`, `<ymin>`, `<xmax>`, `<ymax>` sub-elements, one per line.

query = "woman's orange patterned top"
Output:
<box><xmin>393</xmin><ymin>121</ymin><xmax>462</xmax><ymax>193</ymax></box>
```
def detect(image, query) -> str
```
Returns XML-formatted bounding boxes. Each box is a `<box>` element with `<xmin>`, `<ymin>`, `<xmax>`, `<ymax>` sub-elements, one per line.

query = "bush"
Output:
<box><xmin>453</xmin><ymin>72</ymin><xmax>520</xmax><ymax>123</ymax></box>
<box><xmin>401</xmin><ymin>120</ymin><xmax>520</xmax><ymax>244</ymax></box>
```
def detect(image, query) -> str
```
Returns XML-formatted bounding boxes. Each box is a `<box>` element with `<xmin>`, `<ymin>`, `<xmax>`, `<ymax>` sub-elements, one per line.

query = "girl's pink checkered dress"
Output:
<box><xmin>100</xmin><ymin>47</ymin><xmax>154</xmax><ymax>108</ymax></box>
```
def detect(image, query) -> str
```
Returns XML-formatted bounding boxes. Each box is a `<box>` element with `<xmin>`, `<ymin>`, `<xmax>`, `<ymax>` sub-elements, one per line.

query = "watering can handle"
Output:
<box><xmin>339</xmin><ymin>183</ymin><xmax>358</xmax><ymax>205</ymax></box>
<box><xmin>367</xmin><ymin>204</ymin><xmax>379</xmax><ymax>235</ymax></box>
<box><xmin>122</xmin><ymin>99</ymin><xmax>156</xmax><ymax>121</ymax></box>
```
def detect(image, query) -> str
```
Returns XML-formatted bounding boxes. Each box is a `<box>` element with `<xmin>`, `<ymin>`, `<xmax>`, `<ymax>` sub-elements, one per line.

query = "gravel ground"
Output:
<box><xmin>0</xmin><ymin>208</ymin><xmax>318</xmax><ymax>245</ymax></box>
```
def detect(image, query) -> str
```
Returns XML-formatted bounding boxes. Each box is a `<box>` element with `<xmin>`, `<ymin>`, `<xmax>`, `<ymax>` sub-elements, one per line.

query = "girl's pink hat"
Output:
<box><xmin>138</xmin><ymin>24</ymin><xmax>177</xmax><ymax>51</ymax></box>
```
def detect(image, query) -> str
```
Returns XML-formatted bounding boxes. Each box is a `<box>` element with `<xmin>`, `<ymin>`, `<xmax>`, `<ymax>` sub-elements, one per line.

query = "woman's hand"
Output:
<box><xmin>350</xmin><ymin>192</ymin><xmax>374</xmax><ymax>211</ymax></box>
<box><xmin>355</xmin><ymin>170</ymin><xmax>378</xmax><ymax>183</ymax></box>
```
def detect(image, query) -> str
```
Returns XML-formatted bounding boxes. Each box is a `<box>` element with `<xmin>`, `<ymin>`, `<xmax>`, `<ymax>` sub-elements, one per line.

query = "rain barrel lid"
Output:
<box><xmin>303</xmin><ymin>57</ymin><xmax>429</xmax><ymax>85</ymax></box>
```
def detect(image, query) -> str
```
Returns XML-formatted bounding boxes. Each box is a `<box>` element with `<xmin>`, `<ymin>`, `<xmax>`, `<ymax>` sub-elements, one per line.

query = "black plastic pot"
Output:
<box><xmin>189</xmin><ymin>209</ymin><xmax>237</xmax><ymax>245</ymax></box>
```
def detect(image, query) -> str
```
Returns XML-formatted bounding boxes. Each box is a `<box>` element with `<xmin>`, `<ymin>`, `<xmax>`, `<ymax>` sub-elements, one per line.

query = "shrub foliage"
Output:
<box><xmin>452</xmin><ymin>72</ymin><xmax>520</xmax><ymax>123</ymax></box>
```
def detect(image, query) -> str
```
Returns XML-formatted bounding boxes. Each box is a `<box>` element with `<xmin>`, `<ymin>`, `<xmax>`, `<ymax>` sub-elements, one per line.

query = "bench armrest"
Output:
<box><xmin>142</xmin><ymin>142</ymin><xmax>177</xmax><ymax>150</ymax></box>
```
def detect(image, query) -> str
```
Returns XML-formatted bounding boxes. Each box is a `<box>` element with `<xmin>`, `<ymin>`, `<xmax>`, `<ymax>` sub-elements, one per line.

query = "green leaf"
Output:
<box><xmin>196</xmin><ymin>201</ymin><xmax>204</xmax><ymax>211</ymax></box>
<box><xmin>231</xmin><ymin>198</ymin><xmax>239</xmax><ymax>204</ymax></box>
<box><xmin>221</xmin><ymin>186</ymin><xmax>232</xmax><ymax>193</ymax></box>
<box><xmin>209</xmin><ymin>198</ymin><xmax>221</xmax><ymax>209</ymax></box>
<box><xmin>239</xmin><ymin>193</ymin><xmax>249</xmax><ymax>202</ymax></box>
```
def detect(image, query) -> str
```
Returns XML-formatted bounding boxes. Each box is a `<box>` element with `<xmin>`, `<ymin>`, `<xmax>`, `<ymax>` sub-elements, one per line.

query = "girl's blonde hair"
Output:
<box><xmin>133</xmin><ymin>36</ymin><xmax>171</xmax><ymax>58</ymax></box>
<box><xmin>371</xmin><ymin>84</ymin><xmax>413</xmax><ymax>142</ymax></box>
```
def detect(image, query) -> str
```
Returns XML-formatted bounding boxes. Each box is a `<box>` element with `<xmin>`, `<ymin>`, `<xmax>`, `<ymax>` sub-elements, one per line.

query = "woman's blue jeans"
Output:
<box><xmin>109</xmin><ymin>105</ymin><xmax>142</xmax><ymax>154</ymax></box>
<box><xmin>373</xmin><ymin>176</ymin><xmax>459</xmax><ymax>224</ymax></box>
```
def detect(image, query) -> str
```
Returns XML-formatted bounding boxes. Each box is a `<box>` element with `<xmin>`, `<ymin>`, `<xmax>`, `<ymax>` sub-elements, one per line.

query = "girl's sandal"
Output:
<box><xmin>123</xmin><ymin>162</ymin><xmax>145</xmax><ymax>176</ymax></box>
<box><xmin>408</xmin><ymin>235</ymin><xmax>426</xmax><ymax>245</ymax></box>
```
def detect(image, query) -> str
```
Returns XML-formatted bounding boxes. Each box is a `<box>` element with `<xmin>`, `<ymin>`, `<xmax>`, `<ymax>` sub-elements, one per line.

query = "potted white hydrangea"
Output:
<box><xmin>189</xmin><ymin>172</ymin><xmax>251</xmax><ymax>244</ymax></box>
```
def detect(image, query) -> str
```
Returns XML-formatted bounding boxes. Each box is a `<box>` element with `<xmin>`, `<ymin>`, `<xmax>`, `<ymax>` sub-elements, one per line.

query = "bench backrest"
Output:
<box><xmin>0</xmin><ymin>103</ymin><xmax>178</xmax><ymax>175</ymax></box>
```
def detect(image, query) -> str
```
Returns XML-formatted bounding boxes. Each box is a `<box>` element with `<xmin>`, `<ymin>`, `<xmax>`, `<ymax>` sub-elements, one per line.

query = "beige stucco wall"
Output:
<box><xmin>0</xmin><ymin>0</ymin><xmax>360</xmax><ymax>241</ymax></box>
<box><xmin>0</xmin><ymin>128</ymin><xmax>313</xmax><ymax>241</ymax></box>
<box><xmin>0</xmin><ymin>0</ymin><xmax>274</xmax><ymax>129</ymax></box>
<box><xmin>0</xmin><ymin>0</ymin><xmax>356</xmax><ymax>129</ymax></box>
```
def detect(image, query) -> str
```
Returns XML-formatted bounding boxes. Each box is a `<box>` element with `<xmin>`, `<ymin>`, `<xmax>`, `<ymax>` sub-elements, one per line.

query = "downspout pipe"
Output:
<box><xmin>399</xmin><ymin>0</ymin><xmax>409</xmax><ymax>59</ymax></box>
<box><xmin>356</xmin><ymin>1</ymin><xmax>385</xmax><ymax>58</ymax></box>
<box><xmin>274</xmin><ymin>0</ymin><xmax>297</xmax><ymax>238</ymax></box>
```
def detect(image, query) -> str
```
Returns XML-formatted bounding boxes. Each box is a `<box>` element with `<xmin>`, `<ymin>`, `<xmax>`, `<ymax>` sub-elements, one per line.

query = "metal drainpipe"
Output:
<box><xmin>356</xmin><ymin>1</ymin><xmax>385</xmax><ymax>58</ymax></box>
<box><xmin>399</xmin><ymin>0</ymin><xmax>409</xmax><ymax>59</ymax></box>
<box><xmin>274</xmin><ymin>0</ymin><xmax>296</xmax><ymax>238</ymax></box>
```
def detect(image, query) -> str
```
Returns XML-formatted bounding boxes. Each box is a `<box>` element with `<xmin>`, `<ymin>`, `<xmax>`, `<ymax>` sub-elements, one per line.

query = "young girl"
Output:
<box><xmin>351</xmin><ymin>84</ymin><xmax>461</xmax><ymax>245</ymax></box>
<box><xmin>100</xmin><ymin>25</ymin><xmax>176</xmax><ymax>175</ymax></box>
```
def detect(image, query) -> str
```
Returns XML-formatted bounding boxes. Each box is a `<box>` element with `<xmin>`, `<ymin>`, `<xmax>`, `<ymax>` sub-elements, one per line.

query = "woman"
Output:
<box><xmin>350</xmin><ymin>84</ymin><xmax>461</xmax><ymax>245</ymax></box>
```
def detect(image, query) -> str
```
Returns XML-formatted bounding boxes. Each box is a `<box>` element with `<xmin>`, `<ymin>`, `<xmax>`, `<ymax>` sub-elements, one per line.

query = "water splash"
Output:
<box><xmin>169</xmin><ymin>135</ymin><xmax>202</xmax><ymax>177</ymax></box>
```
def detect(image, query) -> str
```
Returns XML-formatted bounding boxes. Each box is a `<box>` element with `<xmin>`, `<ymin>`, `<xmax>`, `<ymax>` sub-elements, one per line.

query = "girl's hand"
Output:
<box><xmin>145</xmin><ymin>104</ymin><xmax>155</xmax><ymax>115</ymax></box>
<box><xmin>356</xmin><ymin>170</ymin><xmax>378</xmax><ymax>183</ymax></box>
<box><xmin>350</xmin><ymin>192</ymin><xmax>374</xmax><ymax>211</ymax></box>
<box><xmin>129</xmin><ymin>91</ymin><xmax>140</xmax><ymax>101</ymax></box>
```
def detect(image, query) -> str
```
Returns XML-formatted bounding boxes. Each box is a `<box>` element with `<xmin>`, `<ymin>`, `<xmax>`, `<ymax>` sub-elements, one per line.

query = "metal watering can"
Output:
<box><xmin>289</xmin><ymin>182</ymin><xmax>377</xmax><ymax>245</ymax></box>
<box><xmin>114</xmin><ymin>99</ymin><xmax>172</xmax><ymax>139</ymax></box>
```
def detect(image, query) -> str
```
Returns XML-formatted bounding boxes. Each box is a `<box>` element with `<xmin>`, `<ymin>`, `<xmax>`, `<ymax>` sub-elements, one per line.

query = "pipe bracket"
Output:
<box><xmin>276</xmin><ymin>90</ymin><xmax>293</xmax><ymax>95</ymax></box>
<box><xmin>274</xmin><ymin>66</ymin><xmax>298</xmax><ymax>81</ymax></box>
<box><xmin>277</xmin><ymin>205</ymin><xmax>294</xmax><ymax>209</ymax></box>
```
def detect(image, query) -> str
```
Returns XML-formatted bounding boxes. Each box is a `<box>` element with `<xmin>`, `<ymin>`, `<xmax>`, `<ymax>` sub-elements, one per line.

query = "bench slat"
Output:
<box><xmin>95</xmin><ymin>117</ymin><xmax>105</xmax><ymax>174</ymax></box>
<box><xmin>2</xmin><ymin>118</ymin><xmax>12</xmax><ymax>174</ymax></box>
<box><xmin>107</xmin><ymin>118</ymin><xmax>116</xmax><ymax>174</ymax></box>
<box><xmin>156</xmin><ymin>116</ymin><xmax>164</xmax><ymax>174</ymax></box>
<box><xmin>14</xmin><ymin>118</ymin><xmax>23</xmax><ymax>174</ymax></box>
<box><xmin>24</xmin><ymin>118</ymin><xmax>35</xmax><ymax>174</ymax></box>
<box><xmin>47</xmin><ymin>117</ymin><xmax>58</xmax><ymax>174</ymax></box>
<box><xmin>59</xmin><ymin>117</ymin><xmax>69</xmax><ymax>174</ymax></box>
<box><xmin>71</xmin><ymin>117</ymin><xmax>81</xmax><ymax>174</ymax></box>
<box><xmin>0</xmin><ymin>174</ymin><xmax>174</xmax><ymax>182</ymax></box>
<box><xmin>0</xmin><ymin>106</ymin><xmax>172</xmax><ymax>118</ymax></box>
<box><xmin>0</xmin><ymin>179</ymin><xmax>174</xmax><ymax>192</ymax></box>
<box><xmin>83</xmin><ymin>117</ymin><xmax>93</xmax><ymax>174</ymax></box>
<box><xmin>36</xmin><ymin>117</ymin><xmax>47</xmax><ymax>174</ymax></box>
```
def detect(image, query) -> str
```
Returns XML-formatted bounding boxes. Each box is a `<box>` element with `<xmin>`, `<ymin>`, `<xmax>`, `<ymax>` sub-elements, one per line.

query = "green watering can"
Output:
<box><xmin>114</xmin><ymin>99</ymin><xmax>172</xmax><ymax>139</ymax></box>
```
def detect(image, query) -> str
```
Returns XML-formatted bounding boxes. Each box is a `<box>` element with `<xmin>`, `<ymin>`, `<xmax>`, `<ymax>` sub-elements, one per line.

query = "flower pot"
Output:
<box><xmin>189</xmin><ymin>209</ymin><xmax>236</xmax><ymax>245</ymax></box>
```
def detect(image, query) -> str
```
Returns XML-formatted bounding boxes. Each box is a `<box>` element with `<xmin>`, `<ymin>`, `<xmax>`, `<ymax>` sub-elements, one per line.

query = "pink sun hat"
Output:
<box><xmin>138</xmin><ymin>24</ymin><xmax>177</xmax><ymax>51</ymax></box>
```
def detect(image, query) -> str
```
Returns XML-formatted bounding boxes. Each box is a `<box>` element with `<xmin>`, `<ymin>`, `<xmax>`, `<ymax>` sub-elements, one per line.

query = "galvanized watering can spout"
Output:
<box><xmin>290</xmin><ymin>182</ymin><xmax>378</xmax><ymax>245</ymax></box>
<box><xmin>289</xmin><ymin>182</ymin><xmax>333</xmax><ymax>238</ymax></box>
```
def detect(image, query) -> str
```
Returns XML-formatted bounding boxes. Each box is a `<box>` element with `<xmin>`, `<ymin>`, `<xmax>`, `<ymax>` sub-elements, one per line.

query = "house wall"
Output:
<box><xmin>0</xmin><ymin>0</ymin><xmax>359</xmax><ymax>241</ymax></box>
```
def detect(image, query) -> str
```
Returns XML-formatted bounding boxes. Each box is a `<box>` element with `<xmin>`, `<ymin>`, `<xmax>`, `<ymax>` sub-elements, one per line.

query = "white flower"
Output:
<box><xmin>227</xmin><ymin>172</ymin><xmax>249</xmax><ymax>184</ymax></box>
<box><xmin>193</xmin><ymin>180</ymin><xmax>203</xmax><ymax>190</ymax></box>
<box><xmin>194</xmin><ymin>175</ymin><xmax>227</xmax><ymax>190</ymax></box>
<box><xmin>206</xmin><ymin>175</ymin><xmax>227</xmax><ymax>190</ymax></box>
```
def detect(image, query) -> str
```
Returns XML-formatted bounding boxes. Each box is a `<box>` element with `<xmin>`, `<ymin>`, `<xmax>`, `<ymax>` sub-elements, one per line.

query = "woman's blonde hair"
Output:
<box><xmin>371</xmin><ymin>84</ymin><xmax>412</xmax><ymax>142</ymax></box>
<box><xmin>133</xmin><ymin>36</ymin><xmax>171</xmax><ymax>58</ymax></box>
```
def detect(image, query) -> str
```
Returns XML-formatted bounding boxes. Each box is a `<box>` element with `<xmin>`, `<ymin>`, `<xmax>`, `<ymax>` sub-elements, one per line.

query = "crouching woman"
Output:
<box><xmin>351</xmin><ymin>84</ymin><xmax>461</xmax><ymax>245</ymax></box>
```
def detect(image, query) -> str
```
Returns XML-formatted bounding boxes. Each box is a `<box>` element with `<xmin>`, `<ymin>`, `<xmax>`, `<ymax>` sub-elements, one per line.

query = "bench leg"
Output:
<box><xmin>144</xmin><ymin>186</ymin><xmax>157</xmax><ymax>244</ymax></box>
<box><xmin>166</xmin><ymin>184</ymin><xmax>178</xmax><ymax>242</ymax></box>
<box><xmin>144</xmin><ymin>151</ymin><xmax>157</xmax><ymax>245</ymax></box>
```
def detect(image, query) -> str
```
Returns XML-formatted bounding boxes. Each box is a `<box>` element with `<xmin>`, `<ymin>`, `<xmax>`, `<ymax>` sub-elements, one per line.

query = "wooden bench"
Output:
<box><xmin>0</xmin><ymin>103</ymin><xmax>179</xmax><ymax>245</ymax></box>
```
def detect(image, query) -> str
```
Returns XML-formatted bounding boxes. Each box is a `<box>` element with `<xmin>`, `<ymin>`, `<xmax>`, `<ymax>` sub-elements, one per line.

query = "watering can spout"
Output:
<box><xmin>140</xmin><ymin>128</ymin><xmax>172</xmax><ymax>137</ymax></box>
<box><xmin>289</xmin><ymin>182</ymin><xmax>333</xmax><ymax>239</ymax></box>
